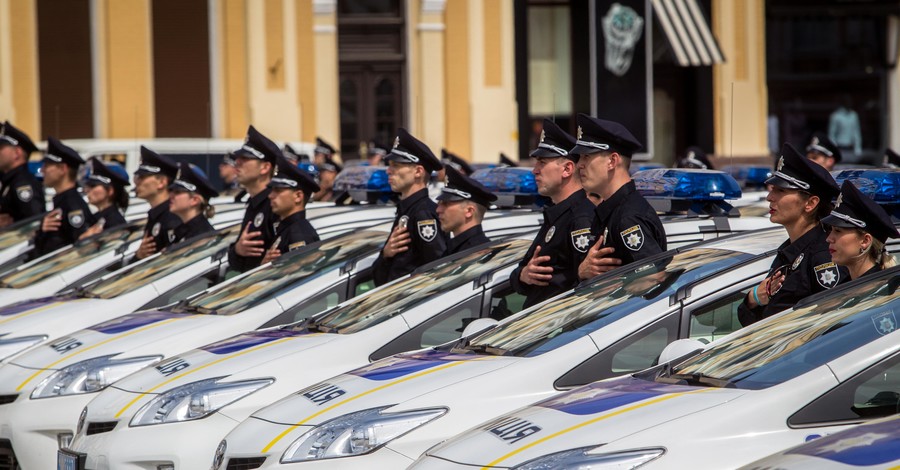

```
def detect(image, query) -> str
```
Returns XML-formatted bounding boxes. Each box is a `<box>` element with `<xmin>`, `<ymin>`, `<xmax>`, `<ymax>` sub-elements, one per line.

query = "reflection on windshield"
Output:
<box><xmin>306</xmin><ymin>239</ymin><xmax>532</xmax><ymax>334</ymax></box>
<box><xmin>463</xmin><ymin>248</ymin><xmax>749</xmax><ymax>357</ymax></box>
<box><xmin>84</xmin><ymin>225</ymin><xmax>241</xmax><ymax>299</ymax></box>
<box><xmin>0</xmin><ymin>222</ymin><xmax>145</xmax><ymax>289</ymax></box>
<box><xmin>0</xmin><ymin>219</ymin><xmax>40</xmax><ymax>249</ymax></box>
<box><xmin>672</xmin><ymin>273</ymin><xmax>900</xmax><ymax>390</ymax></box>
<box><xmin>175</xmin><ymin>231</ymin><xmax>384</xmax><ymax>316</ymax></box>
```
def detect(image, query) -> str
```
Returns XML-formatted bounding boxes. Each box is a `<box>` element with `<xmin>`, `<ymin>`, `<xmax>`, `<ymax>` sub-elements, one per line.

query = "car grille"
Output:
<box><xmin>86</xmin><ymin>421</ymin><xmax>118</xmax><ymax>435</ymax></box>
<box><xmin>226</xmin><ymin>457</ymin><xmax>267</xmax><ymax>470</ymax></box>
<box><xmin>0</xmin><ymin>395</ymin><xmax>17</xmax><ymax>405</ymax></box>
<box><xmin>0</xmin><ymin>439</ymin><xmax>18</xmax><ymax>470</ymax></box>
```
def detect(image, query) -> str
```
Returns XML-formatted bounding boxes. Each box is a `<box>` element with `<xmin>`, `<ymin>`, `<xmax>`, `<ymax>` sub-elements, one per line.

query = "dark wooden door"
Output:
<box><xmin>339</xmin><ymin>64</ymin><xmax>403</xmax><ymax>156</ymax></box>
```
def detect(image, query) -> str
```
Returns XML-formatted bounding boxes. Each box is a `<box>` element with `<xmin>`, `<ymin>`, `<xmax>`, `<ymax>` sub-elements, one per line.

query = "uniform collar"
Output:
<box><xmin>545</xmin><ymin>189</ymin><xmax>588</xmax><ymax>225</ymax></box>
<box><xmin>278</xmin><ymin>210</ymin><xmax>307</xmax><ymax>227</ymax></box>
<box><xmin>147</xmin><ymin>200</ymin><xmax>171</xmax><ymax>220</ymax></box>
<box><xmin>448</xmin><ymin>225</ymin><xmax>485</xmax><ymax>251</ymax></box>
<box><xmin>52</xmin><ymin>186</ymin><xmax>80</xmax><ymax>204</ymax></box>
<box><xmin>594</xmin><ymin>180</ymin><xmax>636</xmax><ymax>222</ymax></box>
<box><xmin>0</xmin><ymin>164</ymin><xmax>29</xmax><ymax>183</ymax></box>
<box><xmin>780</xmin><ymin>224</ymin><xmax>826</xmax><ymax>260</ymax></box>
<box><xmin>397</xmin><ymin>188</ymin><xmax>430</xmax><ymax>214</ymax></box>
<box><xmin>248</xmin><ymin>187</ymin><xmax>272</xmax><ymax>210</ymax></box>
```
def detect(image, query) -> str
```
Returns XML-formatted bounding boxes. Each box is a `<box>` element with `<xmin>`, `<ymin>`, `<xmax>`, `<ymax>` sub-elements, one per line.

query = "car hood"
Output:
<box><xmin>427</xmin><ymin>376</ymin><xmax>748</xmax><ymax>467</ymax></box>
<box><xmin>0</xmin><ymin>296</ymin><xmax>103</xmax><ymax>336</ymax></box>
<box><xmin>253</xmin><ymin>349</ymin><xmax>518</xmax><ymax>426</ymax></box>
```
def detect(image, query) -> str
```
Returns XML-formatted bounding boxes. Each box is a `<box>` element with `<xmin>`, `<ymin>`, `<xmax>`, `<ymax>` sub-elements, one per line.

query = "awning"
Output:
<box><xmin>652</xmin><ymin>0</ymin><xmax>725</xmax><ymax>66</ymax></box>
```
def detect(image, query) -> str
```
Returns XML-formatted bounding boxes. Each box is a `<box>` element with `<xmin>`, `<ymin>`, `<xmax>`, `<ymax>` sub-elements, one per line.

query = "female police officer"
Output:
<box><xmin>738</xmin><ymin>143</ymin><xmax>842</xmax><ymax>327</ymax></box>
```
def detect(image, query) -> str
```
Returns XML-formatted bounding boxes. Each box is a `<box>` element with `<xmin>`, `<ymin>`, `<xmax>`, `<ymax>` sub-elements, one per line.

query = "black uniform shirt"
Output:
<box><xmin>0</xmin><ymin>164</ymin><xmax>44</xmax><ymax>222</ymax></box>
<box><xmin>592</xmin><ymin>180</ymin><xmax>666</xmax><ymax>265</ymax></box>
<box><xmin>373</xmin><ymin>188</ymin><xmax>448</xmax><ymax>286</ymax></box>
<box><xmin>144</xmin><ymin>202</ymin><xmax>183</xmax><ymax>252</ymax></box>
<box><xmin>171</xmin><ymin>214</ymin><xmax>215</xmax><ymax>244</ymax></box>
<box><xmin>32</xmin><ymin>187</ymin><xmax>95</xmax><ymax>257</ymax></box>
<box><xmin>738</xmin><ymin>226</ymin><xmax>845</xmax><ymax>326</ymax></box>
<box><xmin>271</xmin><ymin>210</ymin><xmax>319</xmax><ymax>254</ymax></box>
<box><xmin>445</xmin><ymin>225</ymin><xmax>490</xmax><ymax>256</ymax></box>
<box><xmin>93</xmin><ymin>205</ymin><xmax>127</xmax><ymax>232</ymax></box>
<box><xmin>228</xmin><ymin>188</ymin><xmax>277</xmax><ymax>272</ymax></box>
<box><xmin>510</xmin><ymin>189</ymin><xmax>596</xmax><ymax>308</ymax></box>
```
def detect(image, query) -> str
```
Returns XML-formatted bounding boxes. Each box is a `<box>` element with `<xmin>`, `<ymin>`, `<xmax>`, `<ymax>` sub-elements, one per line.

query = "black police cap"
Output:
<box><xmin>0</xmin><ymin>121</ymin><xmax>38</xmax><ymax>155</ymax></box>
<box><xmin>317</xmin><ymin>156</ymin><xmax>342</xmax><ymax>174</ymax></box>
<box><xmin>823</xmin><ymin>180</ymin><xmax>900</xmax><ymax>243</ymax></box>
<box><xmin>136</xmin><ymin>146</ymin><xmax>179</xmax><ymax>180</ymax></box>
<box><xmin>437</xmin><ymin>164</ymin><xmax>497</xmax><ymax>208</ymax></box>
<box><xmin>385</xmin><ymin>128</ymin><xmax>442</xmax><ymax>173</ymax></box>
<box><xmin>530</xmin><ymin>119</ymin><xmax>576</xmax><ymax>160</ymax></box>
<box><xmin>678</xmin><ymin>146</ymin><xmax>714</xmax><ymax>170</ymax></box>
<box><xmin>315</xmin><ymin>137</ymin><xmax>337</xmax><ymax>156</ymax></box>
<box><xmin>570</xmin><ymin>113</ymin><xmax>642</xmax><ymax>157</ymax></box>
<box><xmin>368</xmin><ymin>141</ymin><xmax>388</xmax><ymax>156</ymax></box>
<box><xmin>86</xmin><ymin>157</ymin><xmax>129</xmax><ymax>188</ymax></box>
<box><xmin>441</xmin><ymin>149</ymin><xmax>474</xmax><ymax>176</ymax></box>
<box><xmin>766</xmin><ymin>143</ymin><xmax>839</xmax><ymax>200</ymax></box>
<box><xmin>170</xmin><ymin>162</ymin><xmax>219</xmax><ymax>200</ymax></box>
<box><xmin>269</xmin><ymin>156</ymin><xmax>321</xmax><ymax>193</ymax></box>
<box><xmin>43</xmin><ymin>137</ymin><xmax>85</xmax><ymax>168</ymax></box>
<box><xmin>884</xmin><ymin>148</ymin><xmax>900</xmax><ymax>169</ymax></box>
<box><xmin>221</xmin><ymin>154</ymin><xmax>236</xmax><ymax>167</ymax></box>
<box><xmin>499</xmin><ymin>153</ymin><xmax>518</xmax><ymax>167</ymax></box>
<box><xmin>806</xmin><ymin>132</ymin><xmax>842</xmax><ymax>164</ymax></box>
<box><xmin>233</xmin><ymin>125</ymin><xmax>280</xmax><ymax>165</ymax></box>
<box><xmin>282</xmin><ymin>143</ymin><xmax>303</xmax><ymax>163</ymax></box>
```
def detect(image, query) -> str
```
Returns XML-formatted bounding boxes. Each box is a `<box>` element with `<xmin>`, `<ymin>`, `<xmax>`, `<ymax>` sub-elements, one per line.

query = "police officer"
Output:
<box><xmin>373</xmin><ymin>128</ymin><xmax>447</xmax><ymax>286</ymax></box>
<box><xmin>738</xmin><ymin>143</ymin><xmax>843</xmax><ymax>327</ymax></box>
<box><xmin>367</xmin><ymin>140</ymin><xmax>388</xmax><ymax>166</ymax></box>
<box><xmin>436</xmin><ymin>164</ymin><xmax>496</xmax><ymax>255</ymax></box>
<box><xmin>313</xmin><ymin>136</ymin><xmax>338</xmax><ymax>167</ymax></box>
<box><xmin>32</xmin><ymin>138</ymin><xmax>95</xmax><ymax>258</ymax></box>
<box><xmin>0</xmin><ymin>121</ymin><xmax>44</xmax><ymax>228</ymax></box>
<box><xmin>824</xmin><ymin>180</ymin><xmax>899</xmax><ymax>281</ymax></box>
<box><xmin>218</xmin><ymin>153</ymin><xmax>241</xmax><ymax>197</ymax></box>
<box><xmin>509</xmin><ymin>119</ymin><xmax>595</xmax><ymax>309</ymax></box>
<box><xmin>883</xmin><ymin>148</ymin><xmax>900</xmax><ymax>168</ymax></box>
<box><xmin>573</xmin><ymin>114</ymin><xmax>666</xmax><ymax>281</ymax></box>
<box><xmin>676</xmin><ymin>146</ymin><xmax>714</xmax><ymax>170</ymax></box>
<box><xmin>261</xmin><ymin>157</ymin><xmax>321</xmax><ymax>264</ymax></box>
<box><xmin>441</xmin><ymin>149</ymin><xmax>474</xmax><ymax>176</ymax></box>
<box><xmin>314</xmin><ymin>156</ymin><xmax>342</xmax><ymax>202</ymax></box>
<box><xmin>499</xmin><ymin>153</ymin><xmax>518</xmax><ymax>167</ymax></box>
<box><xmin>79</xmin><ymin>158</ymin><xmax>129</xmax><ymax>239</ymax></box>
<box><xmin>228</xmin><ymin>125</ymin><xmax>279</xmax><ymax>273</ymax></box>
<box><xmin>806</xmin><ymin>132</ymin><xmax>842</xmax><ymax>171</ymax></box>
<box><xmin>133</xmin><ymin>146</ymin><xmax>182</xmax><ymax>260</ymax></box>
<box><xmin>168</xmin><ymin>162</ymin><xmax>218</xmax><ymax>242</ymax></box>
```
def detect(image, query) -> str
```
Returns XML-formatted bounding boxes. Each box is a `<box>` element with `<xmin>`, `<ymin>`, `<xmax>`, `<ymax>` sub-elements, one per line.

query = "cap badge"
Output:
<box><xmin>834</xmin><ymin>193</ymin><xmax>843</xmax><ymax>209</ymax></box>
<box><xmin>539</xmin><ymin>130</ymin><xmax>546</xmax><ymax>143</ymax></box>
<box><xmin>777</xmin><ymin>156</ymin><xmax>785</xmax><ymax>172</ymax></box>
<box><xmin>577</xmin><ymin>126</ymin><xmax>583</xmax><ymax>140</ymax></box>
<box><xmin>393</xmin><ymin>136</ymin><xmax>400</xmax><ymax>149</ymax></box>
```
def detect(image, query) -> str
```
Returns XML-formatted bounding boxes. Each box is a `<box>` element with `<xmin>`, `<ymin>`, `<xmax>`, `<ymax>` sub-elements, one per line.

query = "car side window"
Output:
<box><xmin>369</xmin><ymin>294</ymin><xmax>483</xmax><ymax>361</ymax></box>
<box><xmin>687</xmin><ymin>290</ymin><xmax>747</xmax><ymax>343</ymax></box>
<box><xmin>554</xmin><ymin>313</ymin><xmax>680</xmax><ymax>390</ymax></box>
<box><xmin>259</xmin><ymin>290</ymin><xmax>343</xmax><ymax>329</ymax></box>
<box><xmin>486</xmin><ymin>283</ymin><xmax>526</xmax><ymax>321</ymax></box>
<box><xmin>789</xmin><ymin>352</ymin><xmax>900</xmax><ymax>426</ymax></box>
<box><xmin>349</xmin><ymin>268</ymin><xmax>375</xmax><ymax>298</ymax></box>
<box><xmin>138</xmin><ymin>268</ymin><xmax>220</xmax><ymax>310</ymax></box>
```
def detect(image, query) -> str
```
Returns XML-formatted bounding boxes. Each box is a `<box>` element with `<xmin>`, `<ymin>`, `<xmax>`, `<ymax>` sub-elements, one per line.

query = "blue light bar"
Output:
<box><xmin>722</xmin><ymin>165</ymin><xmax>772</xmax><ymax>187</ymax></box>
<box><xmin>472</xmin><ymin>167</ymin><xmax>537</xmax><ymax>194</ymax></box>
<box><xmin>634</xmin><ymin>168</ymin><xmax>742</xmax><ymax>200</ymax></box>
<box><xmin>333</xmin><ymin>166</ymin><xmax>391</xmax><ymax>194</ymax></box>
<box><xmin>833</xmin><ymin>169</ymin><xmax>900</xmax><ymax>204</ymax></box>
<box><xmin>470</xmin><ymin>163</ymin><xmax>498</xmax><ymax>171</ymax></box>
<box><xmin>628</xmin><ymin>163</ymin><xmax>665</xmax><ymax>175</ymax></box>
<box><xmin>297</xmin><ymin>162</ymin><xmax>320</xmax><ymax>182</ymax></box>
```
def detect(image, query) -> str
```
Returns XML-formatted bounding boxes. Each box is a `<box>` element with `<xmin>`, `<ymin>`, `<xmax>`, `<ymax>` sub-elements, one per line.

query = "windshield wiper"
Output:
<box><xmin>72</xmin><ymin>285</ymin><xmax>100</xmax><ymax>299</ymax></box>
<box><xmin>664</xmin><ymin>372</ymin><xmax>735</xmax><ymax>388</ymax></box>
<box><xmin>178</xmin><ymin>304</ymin><xmax>217</xmax><ymax>315</ymax></box>
<box><xmin>305</xmin><ymin>321</ymin><xmax>339</xmax><ymax>334</ymax></box>
<box><xmin>460</xmin><ymin>343</ymin><xmax>512</xmax><ymax>356</ymax></box>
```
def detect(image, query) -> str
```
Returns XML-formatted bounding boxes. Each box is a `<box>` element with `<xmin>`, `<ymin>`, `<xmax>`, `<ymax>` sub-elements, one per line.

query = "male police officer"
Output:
<box><xmin>133</xmin><ymin>146</ymin><xmax>183</xmax><ymax>260</ymax></box>
<box><xmin>313</xmin><ymin>136</ymin><xmax>338</xmax><ymax>167</ymax></box>
<box><xmin>262</xmin><ymin>157</ymin><xmax>321</xmax><ymax>264</ymax></box>
<box><xmin>806</xmin><ymin>132</ymin><xmax>842</xmax><ymax>171</ymax></box>
<box><xmin>373</xmin><ymin>128</ymin><xmax>447</xmax><ymax>286</ymax></box>
<box><xmin>509</xmin><ymin>119</ymin><xmax>595</xmax><ymax>309</ymax></box>
<box><xmin>0</xmin><ymin>121</ymin><xmax>44</xmax><ymax>228</ymax></box>
<box><xmin>32</xmin><ymin>138</ymin><xmax>95</xmax><ymax>258</ymax></box>
<box><xmin>574</xmin><ymin>114</ymin><xmax>666</xmax><ymax>281</ymax></box>
<box><xmin>314</xmin><ymin>157</ymin><xmax>341</xmax><ymax>202</ymax></box>
<box><xmin>218</xmin><ymin>154</ymin><xmax>241</xmax><ymax>197</ymax></box>
<box><xmin>436</xmin><ymin>165</ymin><xmax>497</xmax><ymax>255</ymax></box>
<box><xmin>229</xmin><ymin>126</ymin><xmax>279</xmax><ymax>273</ymax></box>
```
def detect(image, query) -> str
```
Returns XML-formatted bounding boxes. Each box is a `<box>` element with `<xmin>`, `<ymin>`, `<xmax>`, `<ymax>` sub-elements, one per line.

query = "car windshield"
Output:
<box><xmin>668</xmin><ymin>270</ymin><xmax>900</xmax><ymax>390</ymax></box>
<box><xmin>458</xmin><ymin>248</ymin><xmax>754</xmax><ymax>357</ymax></box>
<box><xmin>0</xmin><ymin>222</ymin><xmax>145</xmax><ymax>289</ymax></box>
<box><xmin>0</xmin><ymin>217</ymin><xmax>41</xmax><ymax>250</ymax></box>
<box><xmin>305</xmin><ymin>239</ymin><xmax>531</xmax><ymax>334</ymax></box>
<box><xmin>83</xmin><ymin>225</ymin><xmax>240</xmax><ymax>299</ymax></box>
<box><xmin>170</xmin><ymin>230</ymin><xmax>384</xmax><ymax>316</ymax></box>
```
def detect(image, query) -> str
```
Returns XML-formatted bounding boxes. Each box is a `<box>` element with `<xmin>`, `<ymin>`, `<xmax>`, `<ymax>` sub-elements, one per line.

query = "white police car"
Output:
<box><xmin>205</xmin><ymin>228</ymin><xmax>795</xmax><ymax>469</ymax></box>
<box><xmin>410</xmin><ymin>267</ymin><xmax>900</xmax><ymax>470</ymax></box>
<box><xmin>0</xmin><ymin>214</ymin><xmax>44</xmax><ymax>269</ymax></box>
<box><xmin>740</xmin><ymin>414</ymin><xmax>900</xmax><ymax>470</ymax></box>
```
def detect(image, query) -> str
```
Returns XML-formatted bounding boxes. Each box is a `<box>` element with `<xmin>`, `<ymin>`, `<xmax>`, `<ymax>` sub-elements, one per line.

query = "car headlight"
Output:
<box><xmin>130</xmin><ymin>377</ymin><xmax>274</xmax><ymax>426</ymax></box>
<box><xmin>512</xmin><ymin>447</ymin><xmax>665</xmax><ymax>470</ymax></box>
<box><xmin>0</xmin><ymin>335</ymin><xmax>47</xmax><ymax>361</ymax></box>
<box><xmin>281</xmin><ymin>406</ymin><xmax>446</xmax><ymax>463</ymax></box>
<box><xmin>31</xmin><ymin>354</ymin><xmax>162</xmax><ymax>399</ymax></box>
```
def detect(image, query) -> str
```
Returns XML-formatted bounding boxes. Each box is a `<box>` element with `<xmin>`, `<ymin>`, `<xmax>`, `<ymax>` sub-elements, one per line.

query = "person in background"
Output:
<box><xmin>132</xmin><ymin>146</ymin><xmax>182</xmax><ymax>260</ymax></box>
<box><xmin>0</xmin><ymin>121</ymin><xmax>44</xmax><ymax>228</ymax></box>
<box><xmin>367</xmin><ymin>141</ymin><xmax>388</xmax><ymax>166</ymax></box>
<box><xmin>218</xmin><ymin>154</ymin><xmax>241</xmax><ymax>197</ymax></box>
<box><xmin>676</xmin><ymin>146</ymin><xmax>714</xmax><ymax>170</ymax></box>
<box><xmin>168</xmin><ymin>162</ymin><xmax>218</xmax><ymax>243</ymax></box>
<box><xmin>32</xmin><ymin>138</ymin><xmax>95</xmax><ymax>258</ymax></box>
<box><xmin>313</xmin><ymin>136</ymin><xmax>338</xmax><ymax>167</ymax></box>
<box><xmin>314</xmin><ymin>157</ymin><xmax>342</xmax><ymax>202</ymax></box>
<box><xmin>499</xmin><ymin>153</ymin><xmax>518</xmax><ymax>167</ymax></box>
<box><xmin>824</xmin><ymin>180</ymin><xmax>898</xmax><ymax>281</ymax></box>
<box><xmin>805</xmin><ymin>132</ymin><xmax>841</xmax><ymax>171</ymax></box>
<box><xmin>882</xmin><ymin>148</ymin><xmax>899</xmax><ymax>168</ymax></box>
<box><xmin>436</xmin><ymin>165</ymin><xmax>497</xmax><ymax>255</ymax></box>
<box><xmin>79</xmin><ymin>158</ymin><xmax>129</xmax><ymax>239</ymax></box>
<box><xmin>262</xmin><ymin>156</ymin><xmax>321</xmax><ymax>264</ymax></box>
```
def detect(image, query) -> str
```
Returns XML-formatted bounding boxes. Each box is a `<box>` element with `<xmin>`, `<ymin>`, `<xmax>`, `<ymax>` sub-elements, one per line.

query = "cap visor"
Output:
<box><xmin>436</xmin><ymin>192</ymin><xmax>467</xmax><ymax>202</ymax></box>
<box><xmin>568</xmin><ymin>144</ymin><xmax>603</xmax><ymax>156</ymax></box>
<box><xmin>821</xmin><ymin>214</ymin><xmax>856</xmax><ymax>228</ymax></box>
<box><xmin>764</xmin><ymin>175</ymin><xmax>803</xmax><ymax>190</ymax></box>
<box><xmin>267</xmin><ymin>181</ymin><xmax>295</xmax><ymax>189</ymax></box>
<box><xmin>529</xmin><ymin>148</ymin><xmax>567</xmax><ymax>159</ymax></box>
<box><xmin>232</xmin><ymin>148</ymin><xmax>263</xmax><ymax>160</ymax></box>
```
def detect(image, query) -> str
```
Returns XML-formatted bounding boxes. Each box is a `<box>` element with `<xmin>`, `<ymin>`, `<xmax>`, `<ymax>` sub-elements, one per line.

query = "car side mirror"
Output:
<box><xmin>658</xmin><ymin>338</ymin><xmax>706</xmax><ymax>366</ymax></box>
<box><xmin>461</xmin><ymin>318</ymin><xmax>499</xmax><ymax>338</ymax></box>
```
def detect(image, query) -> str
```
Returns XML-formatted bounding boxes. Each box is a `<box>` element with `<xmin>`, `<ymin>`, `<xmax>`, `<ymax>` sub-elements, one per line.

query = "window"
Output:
<box><xmin>139</xmin><ymin>269</ymin><xmax>222</xmax><ymax>311</ymax></box>
<box><xmin>790</xmin><ymin>352</ymin><xmax>900</xmax><ymax>426</ymax></box>
<box><xmin>260</xmin><ymin>291</ymin><xmax>343</xmax><ymax>329</ymax></box>
<box><xmin>486</xmin><ymin>283</ymin><xmax>527</xmax><ymax>321</ymax></box>
<box><xmin>688</xmin><ymin>290</ymin><xmax>747</xmax><ymax>343</ymax></box>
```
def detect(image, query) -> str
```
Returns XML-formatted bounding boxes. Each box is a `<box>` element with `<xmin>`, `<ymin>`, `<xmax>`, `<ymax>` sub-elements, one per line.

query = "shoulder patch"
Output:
<box><xmin>620</xmin><ymin>225</ymin><xmax>644</xmax><ymax>251</ymax></box>
<box><xmin>15</xmin><ymin>185</ymin><xmax>32</xmax><ymax>202</ymax></box>
<box><xmin>570</xmin><ymin>228</ymin><xmax>594</xmax><ymax>253</ymax></box>
<box><xmin>418</xmin><ymin>219</ymin><xmax>437</xmax><ymax>242</ymax></box>
<box><xmin>288</xmin><ymin>241</ymin><xmax>307</xmax><ymax>250</ymax></box>
<box><xmin>253</xmin><ymin>212</ymin><xmax>265</xmax><ymax>228</ymax></box>
<box><xmin>168</xmin><ymin>229</ymin><xmax>176</xmax><ymax>242</ymax></box>
<box><xmin>68</xmin><ymin>210</ymin><xmax>84</xmax><ymax>228</ymax></box>
<box><xmin>814</xmin><ymin>261</ymin><xmax>840</xmax><ymax>289</ymax></box>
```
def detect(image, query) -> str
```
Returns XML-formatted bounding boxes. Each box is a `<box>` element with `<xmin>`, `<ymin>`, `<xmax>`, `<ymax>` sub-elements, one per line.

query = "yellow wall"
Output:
<box><xmin>295</xmin><ymin>0</ymin><xmax>317</xmax><ymax>142</ymax></box>
<box><xmin>0</xmin><ymin>0</ymin><xmax>41</xmax><ymax>141</ymax></box>
<box><xmin>412</xmin><ymin>1</ymin><xmax>446</xmax><ymax>151</ymax></box>
<box><xmin>100</xmin><ymin>0</ymin><xmax>154</xmax><ymax>138</ymax></box>
<box><xmin>445</xmin><ymin>0</ymin><xmax>472</xmax><ymax>158</ymax></box>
